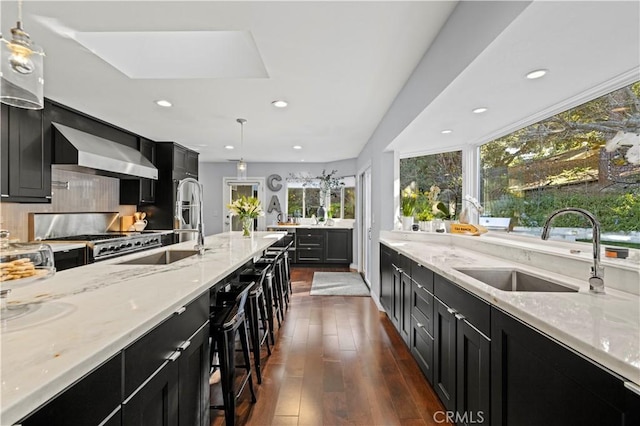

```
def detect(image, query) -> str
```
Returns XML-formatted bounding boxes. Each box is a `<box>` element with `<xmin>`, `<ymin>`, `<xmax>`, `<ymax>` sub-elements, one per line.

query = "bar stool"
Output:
<box><xmin>210</xmin><ymin>283</ymin><xmax>256</xmax><ymax>426</ymax></box>
<box><xmin>221</xmin><ymin>271</ymin><xmax>272</xmax><ymax>384</ymax></box>
<box><xmin>241</xmin><ymin>264</ymin><xmax>278</xmax><ymax>346</ymax></box>
<box><xmin>256</xmin><ymin>253</ymin><xmax>286</xmax><ymax>320</ymax></box>
<box><xmin>265</xmin><ymin>240</ymin><xmax>293</xmax><ymax>299</ymax></box>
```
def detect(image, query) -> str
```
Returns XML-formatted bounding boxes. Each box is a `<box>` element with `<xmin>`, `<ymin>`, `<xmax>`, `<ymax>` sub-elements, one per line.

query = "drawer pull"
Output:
<box><xmin>178</xmin><ymin>340</ymin><xmax>191</xmax><ymax>351</ymax></box>
<box><xmin>454</xmin><ymin>313</ymin><xmax>465</xmax><ymax>321</ymax></box>
<box><xmin>416</xmin><ymin>322</ymin><xmax>425</xmax><ymax>329</ymax></box>
<box><xmin>168</xmin><ymin>351</ymin><xmax>182</xmax><ymax>362</ymax></box>
<box><xmin>174</xmin><ymin>306</ymin><xmax>187</xmax><ymax>315</ymax></box>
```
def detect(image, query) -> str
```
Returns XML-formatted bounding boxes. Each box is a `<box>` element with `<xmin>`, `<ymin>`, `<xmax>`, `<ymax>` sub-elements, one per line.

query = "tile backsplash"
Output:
<box><xmin>0</xmin><ymin>168</ymin><xmax>136</xmax><ymax>241</ymax></box>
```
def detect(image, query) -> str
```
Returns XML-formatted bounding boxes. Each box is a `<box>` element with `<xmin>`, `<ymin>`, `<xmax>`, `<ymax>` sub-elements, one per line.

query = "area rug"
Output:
<box><xmin>310</xmin><ymin>272</ymin><xmax>370</xmax><ymax>296</ymax></box>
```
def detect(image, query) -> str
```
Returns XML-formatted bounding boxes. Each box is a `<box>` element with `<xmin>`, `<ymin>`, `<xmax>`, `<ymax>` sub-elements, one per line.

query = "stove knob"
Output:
<box><xmin>119</xmin><ymin>244</ymin><xmax>127</xmax><ymax>249</ymax></box>
<box><xmin>99</xmin><ymin>247</ymin><xmax>108</xmax><ymax>253</ymax></box>
<box><xmin>108</xmin><ymin>246</ymin><xmax>116</xmax><ymax>251</ymax></box>
<box><xmin>134</xmin><ymin>241</ymin><xmax>142</xmax><ymax>246</ymax></box>
<box><xmin>126</xmin><ymin>243</ymin><xmax>133</xmax><ymax>248</ymax></box>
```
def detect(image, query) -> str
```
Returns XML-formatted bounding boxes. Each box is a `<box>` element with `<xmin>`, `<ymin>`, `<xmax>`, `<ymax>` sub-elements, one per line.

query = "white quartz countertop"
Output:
<box><xmin>380</xmin><ymin>235</ymin><xmax>640</xmax><ymax>388</ymax></box>
<box><xmin>0</xmin><ymin>231</ymin><xmax>283</xmax><ymax>425</ymax></box>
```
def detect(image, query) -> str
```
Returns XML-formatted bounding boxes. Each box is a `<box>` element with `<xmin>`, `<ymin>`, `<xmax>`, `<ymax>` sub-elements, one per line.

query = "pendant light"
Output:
<box><xmin>236</xmin><ymin>118</ymin><xmax>247</xmax><ymax>180</ymax></box>
<box><xmin>0</xmin><ymin>0</ymin><xmax>45</xmax><ymax>110</ymax></box>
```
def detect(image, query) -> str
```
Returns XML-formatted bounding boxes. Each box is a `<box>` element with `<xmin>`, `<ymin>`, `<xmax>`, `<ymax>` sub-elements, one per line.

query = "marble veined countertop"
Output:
<box><xmin>0</xmin><ymin>231</ymin><xmax>284</xmax><ymax>425</ymax></box>
<box><xmin>267</xmin><ymin>223</ymin><xmax>354</xmax><ymax>230</ymax></box>
<box><xmin>380</xmin><ymin>235</ymin><xmax>640</xmax><ymax>390</ymax></box>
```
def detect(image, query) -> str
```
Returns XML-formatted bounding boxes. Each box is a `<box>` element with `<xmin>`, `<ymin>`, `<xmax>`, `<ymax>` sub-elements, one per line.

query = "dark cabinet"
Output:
<box><xmin>410</xmin><ymin>264</ymin><xmax>434</xmax><ymax>383</ymax></box>
<box><xmin>324</xmin><ymin>228</ymin><xmax>352</xmax><ymax>263</ymax></box>
<box><xmin>161</xmin><ymin>233</ymin><xmax>176</xmax><ymax>247</ymax></box>
<box><xmin>296</xmin><ymin>229</ymin><xmax>352</xmax><ymax>264</ymax></box>
<box><xmin>296</xmin><ymin>229</ymin><xmax>324</xmax><ymax>263</ymax></box>
<box><xmin>177</xmin><ymin>323</ymin><xmax>210</xmax><ymax>426</ymax></box>
<box><xmin>1</xmin><ymin>104</ymin><xmax>51</xmax><ymax>202</ymax></box>
<box><xmin>379</xmin><ymin>244</ymin><xmax>394</xmax><ymax>312</ymax></box>
<box><xmin>122</xmin><ymin>358</ymin><xmax>180</xmax><ymax>426</ymax></box>
<box><xmin>434</xmin><ymin>297</ymin><xmax>457</xmax><ymax>413</ymax></box>
<box><xmin>120</xmin><ymin>138</ymin><xmax>156</xmax><ymax>205</ymax></box>
<box><xmin>20</xmin><ymin>353</ymin><xmax>122</xmax><ymax>426</ymax></box>
<box><xmin>171</xmin><ymin>144</ymin><xmax>198</xmax><ymax>181</ymax></box>
<box><xmin>434</xmin><ymin>274</ymin><xmax>491</xmax><ymax>424</ymax></box>
<box><xmin>53</xmin><ymin>247</ymin><xmax>87</xmax><ymax>271</ymax></box>
<box><xmin>399</xmin><ymin>263</ymin><xmax>412</xmax><ymax>345</ymax></box>
<box><xmin>491</xmin><ymin>307</ymin><xmax>640</xmax><ymax>426</ymax></box>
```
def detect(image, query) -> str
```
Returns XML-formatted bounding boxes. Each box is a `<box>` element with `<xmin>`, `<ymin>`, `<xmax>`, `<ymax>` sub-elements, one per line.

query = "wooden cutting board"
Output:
<box><xmin>120</xmin><ymin>216</ymin><xmax>135</xmax><ymax>232</ymax></box>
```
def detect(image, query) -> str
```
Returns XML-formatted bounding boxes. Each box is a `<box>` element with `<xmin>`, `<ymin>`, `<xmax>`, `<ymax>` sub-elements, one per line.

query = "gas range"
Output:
<box><xmin>45</xmin><ymin>232</ymin><xmax>163</xmax><ymax>262</ymax></box>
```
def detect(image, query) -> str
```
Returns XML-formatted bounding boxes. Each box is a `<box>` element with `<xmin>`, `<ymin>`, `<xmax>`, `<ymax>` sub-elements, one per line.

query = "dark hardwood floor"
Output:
<box><xmin>210</xmin><ymin>266</ymin><xmax>451</xmax><ymax>426</ymax></box>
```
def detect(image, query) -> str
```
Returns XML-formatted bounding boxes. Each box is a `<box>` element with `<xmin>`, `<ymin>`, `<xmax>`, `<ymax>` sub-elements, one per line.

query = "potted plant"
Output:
<box><xmin>401</xmin><ymin>183</ymin><xmax>417</xmax><ymax>230</ymax></box>
<box><xmin>434</xmin><ymin>188</ymin><xmax>458</xmax><ymax>232</ymax></box>
<box><xmin>227</xmin><ymin>196</ymin><xmax>264</xmax><ymax>237</ymax></box>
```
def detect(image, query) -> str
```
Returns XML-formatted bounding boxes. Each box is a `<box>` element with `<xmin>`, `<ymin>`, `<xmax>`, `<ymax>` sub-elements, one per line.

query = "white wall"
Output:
<box><xmin>356</xmin><ymin>1</ymin><xmax>532</xmax><ymax>305</ymax></box>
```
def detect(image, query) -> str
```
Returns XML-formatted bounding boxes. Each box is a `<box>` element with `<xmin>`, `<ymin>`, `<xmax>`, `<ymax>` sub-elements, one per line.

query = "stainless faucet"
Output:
<box><xmin>175</xmin><ymin>178</ymin><xmax>205</xmax><ymax>255</ymax></box>
<box><xmin>541</xmin><ymin>208</ymin><xmax>604</xmax><ymax>294</ymax></box>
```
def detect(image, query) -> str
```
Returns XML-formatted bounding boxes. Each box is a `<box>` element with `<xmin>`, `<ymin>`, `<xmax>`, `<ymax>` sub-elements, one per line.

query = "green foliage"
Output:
<box><xmin>401</xmin><ymin>183</ymin><xmax>417</xmax><ymax>216</ymax></box>
<box><xmin>416</xmin><ymin>210</ymin><xmax>434</xmax><ymax>221</ymax></box>
<box><xmin>486</xmin><ymin>189</ymin><xmax>640</xmax><ymax>232</ymax></box>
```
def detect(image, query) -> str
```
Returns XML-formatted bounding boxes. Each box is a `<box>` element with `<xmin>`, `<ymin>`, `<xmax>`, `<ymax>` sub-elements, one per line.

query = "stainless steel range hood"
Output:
<box><xmin>52</xmin><ymin>123</ymin><xmax>158</xmax><ymax>180</ymax></box>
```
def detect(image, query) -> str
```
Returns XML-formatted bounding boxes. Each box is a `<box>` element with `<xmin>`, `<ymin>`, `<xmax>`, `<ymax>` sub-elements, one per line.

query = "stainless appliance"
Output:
<box><xmin>44</xmin><ymin>233</ymin><xmax>162</xmax><ymax>262</ymax></box>
<box><xmin>29</xmin><ymin>212</ymin><xmax>163</xmax><ymax>262</ymax></box>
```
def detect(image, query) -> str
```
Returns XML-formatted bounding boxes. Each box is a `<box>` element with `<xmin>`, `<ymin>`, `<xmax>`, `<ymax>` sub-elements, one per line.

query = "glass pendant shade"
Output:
<box><xmin>1</xmin><ymin>23</ymin><xmax>45</xmax><ymax>110</ymax></box>
<box><xmin>237</xmin><ymin>159</ymin><xmax>247</xmax><ymax>180</ymax></box>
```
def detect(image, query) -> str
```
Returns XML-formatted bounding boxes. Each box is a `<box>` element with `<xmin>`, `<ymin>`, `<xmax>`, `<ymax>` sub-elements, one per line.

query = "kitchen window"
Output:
<box><xmin>479</xmin><ymin>81</ymin><xmax>640</xmax><ymax>249</ymax></box>
<box><xmin>400</xmin><ymin>150</ymin><xmax>463</xmax><ymax>219</ymax></box>
<box><xmin>287</xmin><ymin>177</ymin><xmax>356</xmax><ymax>219</ymax></box>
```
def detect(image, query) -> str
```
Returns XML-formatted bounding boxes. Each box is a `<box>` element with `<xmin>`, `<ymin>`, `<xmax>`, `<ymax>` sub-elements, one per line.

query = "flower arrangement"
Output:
<box><xmin>401</xmin><ymin>183</ymin><xmax>417</xmax><ymax>217</ymax></box>
<box><xmin>227</xmin><ymin>196</ymin><xmax>264</xmax><ymax>236</ymax></box>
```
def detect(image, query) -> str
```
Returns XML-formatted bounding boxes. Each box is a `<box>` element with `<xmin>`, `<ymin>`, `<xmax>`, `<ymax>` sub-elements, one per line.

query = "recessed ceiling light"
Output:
<box><xmin>155</xmin><ymin>99</ymin><xmax>172</xmax><ymax>107</ymax></box>
<box><xmin>472</xmin><ymin>107</ymin><xmax>488</xmax><ymax>114</ymax></box>
<box><xmin>526</xmin><ymin>69</ymin><xmax>548</xmax><ymax>79</ymax></box>
<box><xmin>272</xmin><ymin>100</ymin><xmax>288</xmax><ymax>108</ymax></box>
<box><xmin>224</xmin><ymin>145</ymin><xmax>234</xmax><ymax>150</ymax></box>
<box><xmin>441</xmin><ymin>129</ymin><xmax>453</xmax><ymax>134</ymax></box>
<box><xmin>293</xmin><ymin>145</ymin><xmax>302</xmax><ymax>150</ymax></box>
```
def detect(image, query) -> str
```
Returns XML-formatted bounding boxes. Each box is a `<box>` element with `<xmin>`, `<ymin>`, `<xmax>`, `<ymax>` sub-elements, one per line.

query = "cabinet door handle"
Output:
<box><xmin>174</xmin><ymin>306</ymin><xmax>186</xmax><ymax>315</ymax></box>
<box><xmin>454</xmin><ymin>313</ymin><xmax>465</xmax><ymax>321</ymax></box>
<box><xmin>168</xmin><ymin>351</ymin><xmax>182</xmax><ymax>362</ymax></box>
<box><xmin>416</xmin><ymin>283</ymin><xmax>423</xmax><ymax>289</ymax></box>
<box><xmin>1</xmin><ymin>194</ymin><xmax>9</xmax><ymax>198</ymax></box>
<box><xmin>178</xmin><ymin>340</ymin><xmax>191</xmax><ymax>351</ymax></box>
<box><xmin>446</xmin><ymin>307</ymin><xmax>456</xmax><ymax>315</ymax></box>
<box><xmin>416</xmin><ymin>322</ymin><xmax>424</xmax><ymax>329</ymax></box>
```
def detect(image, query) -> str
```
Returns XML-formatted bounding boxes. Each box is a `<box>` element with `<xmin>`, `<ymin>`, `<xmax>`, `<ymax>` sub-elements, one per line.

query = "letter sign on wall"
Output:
<box><xmin>268</xmin><ymin>195</ymin><xmax>282</xmax><ymax>213</ymax></box>
<box><xmin>267</xmin><ymin>174</ymin><xmax>283</xmax><ymax>192</ymax></box>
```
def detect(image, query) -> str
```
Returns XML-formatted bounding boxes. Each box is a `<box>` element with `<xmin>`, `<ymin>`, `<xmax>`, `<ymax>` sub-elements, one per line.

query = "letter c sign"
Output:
<box><xmin>267</xmin><ymin>174</ymin><xmax>282</xmax><ymax>192</ymax></box>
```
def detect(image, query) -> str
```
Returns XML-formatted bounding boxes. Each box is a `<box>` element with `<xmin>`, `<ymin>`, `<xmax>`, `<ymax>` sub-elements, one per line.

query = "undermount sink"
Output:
<box><xmin>455</xmin><ymin>268</ymin><xmax>578</xmax><ymax>293</ymax></box>
<box><xmin>118</xmin><ymin>250</ymin><xmax>200</xmax><ymax>265</ymax></box>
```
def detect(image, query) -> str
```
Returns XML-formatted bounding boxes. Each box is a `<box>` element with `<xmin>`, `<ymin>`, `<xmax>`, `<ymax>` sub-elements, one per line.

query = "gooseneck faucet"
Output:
<box><xmin>175</xmin><ymin>178</ymin><xmax>205</xmax><ymax>255</ymax></box>
<box><xmin>541</xmin><ymin>208</ymin><xmax>604</xmax><ymax>294</ymax></box>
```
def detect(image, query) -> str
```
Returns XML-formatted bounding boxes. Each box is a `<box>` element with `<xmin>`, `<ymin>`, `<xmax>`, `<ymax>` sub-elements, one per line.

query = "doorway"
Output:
<box><xmin>358</xmin><ymin>167</ymin><xmax>372</xmax><ymax>287</ymax></box>
<box><xmin>222</xmin><ymin>178</ymin><xmax>266</xmax><ymax>232</ymax></box>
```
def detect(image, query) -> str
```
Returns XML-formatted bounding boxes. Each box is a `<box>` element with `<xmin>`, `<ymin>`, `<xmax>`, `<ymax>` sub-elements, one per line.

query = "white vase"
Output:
<box><xmin>401</xmin><ymin>216</ymin><xmax>414</xmax><ymax>231</ymax></box>
<box><xmin>419</xmin><ymin>220</ymin><xmax>433</xmax><ymax>232</ymax></box>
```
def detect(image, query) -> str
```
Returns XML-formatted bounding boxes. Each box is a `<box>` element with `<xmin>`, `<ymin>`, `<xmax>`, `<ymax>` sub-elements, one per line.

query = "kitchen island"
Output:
<box><xmin>0</xmin><ymin>231</ymin><xmax>284</xmax><ymax>425</ymax></box>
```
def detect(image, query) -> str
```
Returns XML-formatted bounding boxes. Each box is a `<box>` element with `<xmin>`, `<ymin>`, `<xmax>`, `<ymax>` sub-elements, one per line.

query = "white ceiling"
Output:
<box><xmin>389</xmin><ymin>1</ymin><xmax>640</xmax><ymax>156</ymax></box>
<box><xmin>2</xmin><ymin>1</ymin><xmax>639</xmax><ymax>164</ymax></box>
<box><xmin>1</xmin><ymin>0</ymin><xmax>456</xmax><ymax>162</ymax></box>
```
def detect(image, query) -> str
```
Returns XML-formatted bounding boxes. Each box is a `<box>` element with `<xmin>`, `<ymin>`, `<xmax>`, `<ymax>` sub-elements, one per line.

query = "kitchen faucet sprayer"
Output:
<box><xmin>175</xmin><ymin>178</ymin><xmax>205</xmax><ymax>255</ymax></box>
<box><xmin>541</xmin><ymin>208</ymin><xmax>604</xmax><ymax>294</ymax></box>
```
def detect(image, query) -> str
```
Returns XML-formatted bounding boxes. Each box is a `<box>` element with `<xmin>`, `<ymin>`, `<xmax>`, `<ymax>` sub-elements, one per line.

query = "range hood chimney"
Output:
<box><xmin>52</xmin><ymin>123</ymin><xmax>158</xmax><ymax>180</ymax></box>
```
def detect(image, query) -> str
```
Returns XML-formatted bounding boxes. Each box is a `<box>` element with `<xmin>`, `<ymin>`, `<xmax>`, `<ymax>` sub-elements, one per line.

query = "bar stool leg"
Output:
<box><xmin>257</xmin><ymin>290</ymin><xmax>272</xmax><ymax>356</ymax></box>
<box><xmin>263</xmin><ymin>272</ymin><xmax>279</xmax><ymax>341</ymax></box>
<box><xmin>248</xmin><ymin>294</ymin><xmax>262</xmax><ymax>384</ymax></box>
<box><xmin>217</xmin><ymin>331</ymin><xmax>236</xmax><ymax>426</ymax></box>
<box><xmin>239</xmin><ymin>321</ymin><xmax>257</xmax><ymax>403</ymax></box>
